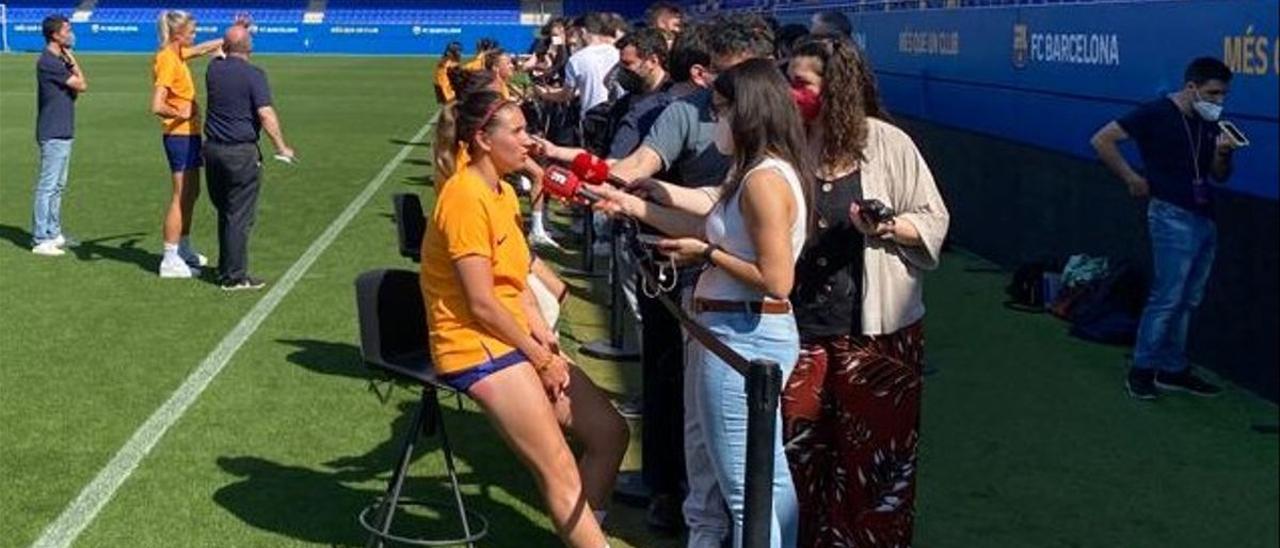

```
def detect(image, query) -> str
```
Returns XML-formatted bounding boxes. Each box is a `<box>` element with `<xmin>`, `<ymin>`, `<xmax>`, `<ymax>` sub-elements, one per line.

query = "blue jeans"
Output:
<box><xmin>31</xmin><ymin>139</ymin><xmax>73</xmax><ymax>245</ymax></box>
<box><xmin>684</xmin><ymin>307</ymin><xmax>799</xmax><ymax>548</ymax></box>
<box><xmin>1133</xmin><ymin>199</ymin><xmax>1217</xmax><ymax>373</ymax></box>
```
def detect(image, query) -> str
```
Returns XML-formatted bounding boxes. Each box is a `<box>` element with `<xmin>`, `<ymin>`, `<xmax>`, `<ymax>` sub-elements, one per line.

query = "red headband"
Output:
<box><xmin>476</xmin><ymin>99</ymin><xmax>513</xmax><ymax>134</ymax></box>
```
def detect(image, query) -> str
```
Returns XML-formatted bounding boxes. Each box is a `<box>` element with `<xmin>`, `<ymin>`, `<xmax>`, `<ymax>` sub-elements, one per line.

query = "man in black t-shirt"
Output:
<box><xmin>30</xmin><ymin>14</ymin><xmax>87</xmax><ymax>257</ymax></box>
<box><xmin>1091</xmin><ymin>57</ymin><xmax>1241</xmax><ymax>400</ymax></box>
<box><xmin>204</xmin><ymin>25</ymin><xmax>295</xmax><ymax>291</ymax></box>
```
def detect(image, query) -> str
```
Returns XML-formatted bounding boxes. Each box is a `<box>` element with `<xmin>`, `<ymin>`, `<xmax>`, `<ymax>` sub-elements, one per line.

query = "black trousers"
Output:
<box><xmin>639</xmin><ymin>285</ymin><xmax>687</xmax><ymax>496</ymax></box>
<box><xmin>205</xmin><ymin>142</ymin><xmax>261</xmax><ymax>282</ymax></box>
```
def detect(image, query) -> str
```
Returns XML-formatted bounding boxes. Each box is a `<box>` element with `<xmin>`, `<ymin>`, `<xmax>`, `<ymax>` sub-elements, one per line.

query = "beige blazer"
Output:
<box><xmin>857</xmin><ymin>118</ymin><xmax>950</xmax><ymax>335</ymax></box>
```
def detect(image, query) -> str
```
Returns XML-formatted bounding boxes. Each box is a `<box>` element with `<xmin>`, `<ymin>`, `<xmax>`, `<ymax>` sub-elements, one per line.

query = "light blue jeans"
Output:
<box><xmin>31</xmin><ymin>139</ymin><xmax>73</xmax><ymax>245</ymax></box>
<box><xmin>1133</xmin><ymin>199</ymin><xmax>1217</xmax><ymax>373</ymax></box>
<box><xmin>684</xmin><ymin>307</ymin><xmax>799</xmax><ymax>548</ymax></box>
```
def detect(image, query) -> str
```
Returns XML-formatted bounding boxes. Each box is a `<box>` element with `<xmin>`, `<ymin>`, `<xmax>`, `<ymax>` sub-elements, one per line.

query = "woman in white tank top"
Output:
<box><xmin>594</xmin><ymin>59</ymin><xmax>815</xmax><ymax>548</ymax></box>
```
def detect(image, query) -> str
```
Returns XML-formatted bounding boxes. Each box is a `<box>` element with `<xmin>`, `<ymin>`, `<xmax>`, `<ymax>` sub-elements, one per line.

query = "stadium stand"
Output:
<box><xmin>324</xmin><ymin>0</ymin><xmax>520</xmax><ymax>25</ymax></box>
<box><xmin>89</xmin><ymin>0</ymin><xmax>306</xmax><ymax>24</ymax></box>
<box><xmin>2</xmin><ymin>0</ymin><xmax>523</xmax><ymax>24</ymax></box>
<box><xmin>4</xmin><ymin>0</ymin><xmax>81</xmax><ymax>23</ymax></box>
<box><xmin>562</xmin><ymin>0</ymin><xmax>645</xmax><ymax>18</ymax></box>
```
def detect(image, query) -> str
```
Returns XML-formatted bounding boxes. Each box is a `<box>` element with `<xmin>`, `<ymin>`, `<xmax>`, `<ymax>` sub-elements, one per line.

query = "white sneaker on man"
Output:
<box><xmin>529</xmin><ymin>230</ymin><xmax>563</xmax><ymax>250</ymax></box>
<box><xmin>32</xmin><ymin>241</ymin><xmax>66</xmax><ymax>257</ymax></box>
<box><xmin>159</xmin><ymin>255</ymin><xmax>199</xmax><ymax>278</ymax></box>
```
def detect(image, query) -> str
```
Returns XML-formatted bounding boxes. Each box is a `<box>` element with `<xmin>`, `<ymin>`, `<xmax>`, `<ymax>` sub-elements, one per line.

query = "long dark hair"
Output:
<box><xmin>711</xmin><ymin>58</ymin><xmax>815</xmax><ymax>232</ymax></box>
<box><xmin>791</xmin><ymin>34</ymin><xmax>887</xmax><ymax>171</ymax></box>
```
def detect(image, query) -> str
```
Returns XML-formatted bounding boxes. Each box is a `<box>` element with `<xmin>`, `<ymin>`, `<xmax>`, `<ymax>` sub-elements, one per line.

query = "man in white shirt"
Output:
<box><xmin>537</xmin><ymin>12</ymin><xmax>619</xmax><ymax>117</ymax></box>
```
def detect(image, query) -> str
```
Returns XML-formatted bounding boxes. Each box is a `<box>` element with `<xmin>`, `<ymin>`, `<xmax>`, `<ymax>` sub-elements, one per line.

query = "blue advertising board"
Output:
<box><xmin>781</xmin><ymin>0</ymin><xmax>1278</xmax><ymax>200</ymax></box>
<box><xmin>3</xmin><ymin>20</ymin><xmax>536</xmax><ymax>56</ymax></box>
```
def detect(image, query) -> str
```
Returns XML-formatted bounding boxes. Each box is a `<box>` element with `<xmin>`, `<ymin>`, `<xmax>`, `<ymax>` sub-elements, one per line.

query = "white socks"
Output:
<box><xmin>162</xmin><ymin>242</ymin><xmax>180</xmax><ymax>260</ymax></box>
<box><xmin>532</xmin><ymin>210</ymin><xmax>546</xmax><ymax>234</ymax></box>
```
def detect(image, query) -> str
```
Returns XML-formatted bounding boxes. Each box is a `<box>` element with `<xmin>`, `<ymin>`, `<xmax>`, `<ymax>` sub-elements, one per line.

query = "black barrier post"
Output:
<box><xmin>561</xmin><ymin>206</ymin><xmax>602</xmax><ymax>278</ymax></box>
<box><xmin>583</xmin><ymin>208</ymin><xmax>595</xmax><ymax>271</ymax></box>
<box><xmin>742</xmin><ymin>359</ymin><xmax>782</xmax><ymax>548</ymax></box>
<box><xmin>581</xmin><ymin>223</ymin><xmax>639</xmax><ymax>360</ymax></box>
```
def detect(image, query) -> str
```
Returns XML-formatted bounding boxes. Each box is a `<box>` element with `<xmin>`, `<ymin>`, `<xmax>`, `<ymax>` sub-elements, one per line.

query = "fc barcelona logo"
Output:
<box><xmin>1012</xmin><ymin>23</ymin><xmax>1029</xmax><ymax>69</ymax></box>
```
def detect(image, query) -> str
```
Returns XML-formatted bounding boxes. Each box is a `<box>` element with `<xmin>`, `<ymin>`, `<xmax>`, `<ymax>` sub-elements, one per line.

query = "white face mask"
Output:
<box><xmin>1193</xmin><ymin>91</ymin><xmax>1223</xmax><ymax>122</ymax></box>
<box><xmin>713</xmin><ymin>117</ymin><xmax>734</xmax><ymax>156</ymax></box>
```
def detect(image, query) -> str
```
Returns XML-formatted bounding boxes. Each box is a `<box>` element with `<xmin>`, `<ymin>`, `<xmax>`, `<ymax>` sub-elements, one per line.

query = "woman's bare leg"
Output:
<box><xmin>469</xmin><ymin>363</ymin><xmax>608</xmax><ymax>547</ymax></box>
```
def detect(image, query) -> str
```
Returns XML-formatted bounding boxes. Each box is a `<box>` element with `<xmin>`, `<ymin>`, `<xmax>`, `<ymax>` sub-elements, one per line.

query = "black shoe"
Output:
<box><xmin>646</xmin><ymin>493</ymin><xmax>685</xmax><ymax>536</ymax></box>
<box><xmin>1126</xmin><ymin>369</ymin><xmax>1158</xmax><ymax>400</ymax></box>
<box><xmin>1155</xmin><ymin>370</ymin><xmax>1222</xmax><ymax>397</ymax></box>
<box><xmin>220</xmin><ymin>276</ymin><xmax>267</xmax><ymax>292</ymax></box>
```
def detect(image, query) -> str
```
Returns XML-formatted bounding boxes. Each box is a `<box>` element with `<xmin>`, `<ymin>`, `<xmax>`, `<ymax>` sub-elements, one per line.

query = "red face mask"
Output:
<box><xmin>790</xmin><ymin>83</ymin><xmax>822</xmax><ymax>122</ymax></box>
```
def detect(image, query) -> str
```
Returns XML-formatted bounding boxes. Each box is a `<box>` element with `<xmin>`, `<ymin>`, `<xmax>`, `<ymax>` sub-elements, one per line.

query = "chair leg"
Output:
<box><xmin>437</xmin><ymin>403</ymin><xmax>476</xmax><ymax>547</ymax></box>
<box><xmin>365</xmin><ymin>387</ymin><xmax>431</xmax><ymax>548</ymax></box>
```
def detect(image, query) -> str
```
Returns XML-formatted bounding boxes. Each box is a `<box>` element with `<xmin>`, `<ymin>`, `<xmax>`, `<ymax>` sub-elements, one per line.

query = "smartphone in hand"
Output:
<box><xmin>855</xmin><ymin>198</ymin><xmax>896</xmax><ymax>225</ymax></box>
<box><xmin>1218</xmin><ymin>120</ymin><xmax>1249</xmax><ymax>147</ymax></box>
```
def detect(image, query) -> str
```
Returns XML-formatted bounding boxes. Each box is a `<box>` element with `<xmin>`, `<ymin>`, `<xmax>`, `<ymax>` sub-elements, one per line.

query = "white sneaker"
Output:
<box><xmin>52</xmin><ymin>234</ymin><xmax>80</xmax><ymax>248</ymax></box>
<box><xmin>159</xmin><ymin>255</ymin><xmax>199</xmax><ymax>278</ymax></box>
<box><xmin>529</xmin><ymin>230</ymin><xmax>563</xmax><ymax>250</ymax></box>
<box><xmin>32</xmin><ymin>241</ymin><xmax>66</xmax><ymax>257</ymax></box>
<box><xmin>178</xmin><ymin>247</ymin><xmax>208</xmax><ymax>268</ymax></box>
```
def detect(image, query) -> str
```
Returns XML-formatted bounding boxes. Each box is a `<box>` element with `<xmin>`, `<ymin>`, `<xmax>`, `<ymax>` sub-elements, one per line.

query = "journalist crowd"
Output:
<box><xmin>425</xmin><ymin>6</ymin><xmax>948</xmax><ymax>547</ymax></box>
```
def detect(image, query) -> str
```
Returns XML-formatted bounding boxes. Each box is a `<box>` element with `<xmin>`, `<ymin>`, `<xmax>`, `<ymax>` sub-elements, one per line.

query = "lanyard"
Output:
<box><xmin>1179</xmin><ymin>112</ymin><xmax>1204</xmax><ymax>184</ymax></box>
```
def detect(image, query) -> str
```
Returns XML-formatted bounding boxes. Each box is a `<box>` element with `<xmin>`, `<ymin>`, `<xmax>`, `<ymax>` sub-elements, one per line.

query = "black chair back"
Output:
<box><xmin>392</xmin><ymin>193</ymin><xmax>426</xmax><ymax>262</ymax></box>
<box><xmin>354</xmin><ymin>269</ymin><xmax>434</xmax><ymax>384</ymax></box>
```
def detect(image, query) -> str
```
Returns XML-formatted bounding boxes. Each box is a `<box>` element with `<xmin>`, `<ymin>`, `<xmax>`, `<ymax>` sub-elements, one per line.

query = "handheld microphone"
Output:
<box><xmin>570</xmin><ymin>152</ymin><xmax>627</xmax><ymax>187</ymax></box>
<box><xmin>542</xmin><ymin>165</ymin><xmax>602</xmax><ymax>203</ymax></box>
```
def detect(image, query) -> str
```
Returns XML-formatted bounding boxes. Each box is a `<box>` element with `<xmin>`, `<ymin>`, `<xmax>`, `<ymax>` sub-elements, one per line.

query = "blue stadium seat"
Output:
<box><xmin>4</xmin><ymin>1</ymin><xmax>79</xmax><ymax>23</ymax></box>
<box><xmin>88</xmin><ymin>0</ymin><xmax>307</xmax><ymax>23</ymax></box>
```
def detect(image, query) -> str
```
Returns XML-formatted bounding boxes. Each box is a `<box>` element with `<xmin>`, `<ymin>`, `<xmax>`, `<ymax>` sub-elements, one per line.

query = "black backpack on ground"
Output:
<box><xmin>1005</xmin><ymin>259</ymin><xmax>1061</xmax><ymax>312</ymax></box>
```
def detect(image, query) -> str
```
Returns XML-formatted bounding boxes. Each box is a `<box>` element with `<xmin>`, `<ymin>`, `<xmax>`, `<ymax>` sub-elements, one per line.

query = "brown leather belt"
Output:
<box><xmin>693</xmin><ymin>298</ymin><xmax>792</xmax><ymax>315</ymax></box>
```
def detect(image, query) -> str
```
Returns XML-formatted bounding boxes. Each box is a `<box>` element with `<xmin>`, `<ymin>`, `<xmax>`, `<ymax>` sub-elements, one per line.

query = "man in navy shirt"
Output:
<box><xmin>608</xmin><ymin>28</ymin><xmax>675</xmax><ymax>162</ymax></box>
<box><xmin>204</xmin><ymin>25</ymin><xmax>294</xmax><ymax>291</ymax></box>
<box><xmin>1091</xmin><ymin>57</ymin><xmax>1241</xmax><ymax>400</ymax></box>
<box><xmin>30</xmin><ymin>14</ymin><xmax>87</xmax><ymax>257</ymax></box>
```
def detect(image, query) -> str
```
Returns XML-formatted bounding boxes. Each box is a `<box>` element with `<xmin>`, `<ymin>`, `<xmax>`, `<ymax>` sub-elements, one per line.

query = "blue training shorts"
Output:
<box><xmin>162</xmin><ymin>135</ymin><xmax>204</xmax><ymax>172</ymax></box>
<box><xmin>438</xmin><ymin>349</ymin><xmax>528</xmax><ymax>393</ymax></box>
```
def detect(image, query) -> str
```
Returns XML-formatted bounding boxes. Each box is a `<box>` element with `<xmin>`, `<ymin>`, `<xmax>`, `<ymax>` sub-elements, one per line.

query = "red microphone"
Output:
<box><xmin>542</xmin><ymin>165</ymin><xmax>603</xmax><ymax>203</ymax></box>
<box><xmin>571</xmin><ymin>152</ymin><xmax>623</xmax><ymax>186</ymax></box>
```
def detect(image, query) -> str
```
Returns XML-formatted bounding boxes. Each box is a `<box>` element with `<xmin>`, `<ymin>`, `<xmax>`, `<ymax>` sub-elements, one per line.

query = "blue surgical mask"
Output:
<box><xmin>1193</xmin><ymin>90</ymin><xmax>1223</xmax><ymax>122</ymax></box>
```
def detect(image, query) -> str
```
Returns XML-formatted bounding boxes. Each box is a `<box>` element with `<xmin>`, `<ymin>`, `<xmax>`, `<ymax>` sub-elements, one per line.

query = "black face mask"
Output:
<box><xmin>616</xmin><ymin>67</ymin><xmax>647</xmax><ymax>95</ymax></box>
